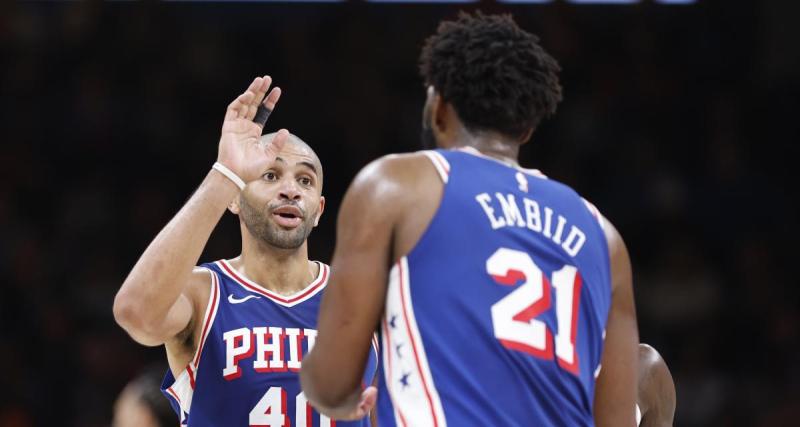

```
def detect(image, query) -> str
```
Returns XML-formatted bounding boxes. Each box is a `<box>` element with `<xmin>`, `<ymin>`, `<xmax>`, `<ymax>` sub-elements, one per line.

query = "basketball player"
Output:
<box><xmin>301</xmin><ymin>12</ymin><xmax>638</xmax><ymax>426</ymax></box>
<box><xmin>636</xmin><ymin>344</ymin><xmax>676</xmax><ymax>427</ymax></box>
<box><xmin>113</xmin><ymin>76</ymin><xmax>376</xmax><ymax>426</ymax></box>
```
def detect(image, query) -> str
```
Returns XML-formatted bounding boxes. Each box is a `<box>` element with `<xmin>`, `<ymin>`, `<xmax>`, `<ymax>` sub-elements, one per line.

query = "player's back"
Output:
<box><xmin>162</xmin><ymin>260</ymin><xmax>377</xmax><ymax>426</ymax></box>
<box><xmin>377</xmin><ymin>148</ymin><xmax>612</xmax><ymax>427</ymax></box>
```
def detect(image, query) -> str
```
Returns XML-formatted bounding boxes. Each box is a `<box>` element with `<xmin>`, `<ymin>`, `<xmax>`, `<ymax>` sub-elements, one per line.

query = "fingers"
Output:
<box><xmin>253</xmin><ymin>105</ymin><xmax>271</xmax><ymax>128</ymax></box>
<box><xmin>245</xmin><ymin>75</ymin><xmax>272</xmax><ymax>121</ymax></box>
<box><xmin>252</xmin><ymin>86</ymin><xmax>281</xmax><ymax>128</ymax></box>
<box><xmin>225</xmin><ymin>76</ymin><xmax>259</xmax><ymax>120</ymax></box>
<box><xmin>263</xmin><ymin>86</ymin><xmax>282</xmax><ymax>111</ymax></box>
<box><xmin>349</xmin><ymin>386</ymin><xmax>377</xmax><ymax>420</ymax></box>
<box><xmin>225</xmin><ymin>76</ymin><xmax>275</xmax><ymax>121</ymax></box>
<box><xmin>264</xmin><ymin>128</ymin><xmax>290</xmax><ymax>158</ymax></box>
<box><xmin>359</xmin><ymin>386</ymin><xmax>377</xmax><ymax>412</ymax></box>
<box><xmin>225</xmin><ymin>90</ymin><xmax>255</xmax><ymax>121</ymax></box>
<box><xmin>254</xmin><ymin>75</ymin><xmax>271</xmax><ymax>105</ymax></box>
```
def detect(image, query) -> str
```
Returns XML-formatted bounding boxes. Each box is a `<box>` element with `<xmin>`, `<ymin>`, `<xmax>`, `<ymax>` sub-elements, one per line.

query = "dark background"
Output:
<box><xmin>1</xmin><ymin>1</ymin><xmax>798</xmax><ymax>425</ymax></box>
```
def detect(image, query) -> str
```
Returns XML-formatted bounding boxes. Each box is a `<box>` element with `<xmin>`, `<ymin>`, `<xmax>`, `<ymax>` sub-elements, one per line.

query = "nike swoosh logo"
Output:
<box><xmin>228</xmin><ymin>294</ymin><xmax>261</xmax><ymax>304</ymax></box>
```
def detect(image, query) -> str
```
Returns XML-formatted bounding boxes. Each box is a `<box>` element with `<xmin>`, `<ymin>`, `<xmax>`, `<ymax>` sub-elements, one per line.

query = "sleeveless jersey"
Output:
<box><xmin>161</xmin><ymin>259</ymin><xmax>378</xmax><ymax>426</ymax></box>
<box><xmin>377</xmin><ymin>148</ymin><xmax>612</xmax><ymax>427</ymax></box>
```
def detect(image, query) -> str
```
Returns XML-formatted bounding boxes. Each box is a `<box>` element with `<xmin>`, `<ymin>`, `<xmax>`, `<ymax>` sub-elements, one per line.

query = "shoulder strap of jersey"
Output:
<box><xmin>191</xmin><ymin>267</ymin><xmax>222</xmax><ymax>368</ymax></box>
<box><xmin>161</xmin><ymin>267</ymin><xmax>221</xmax><ymax>419</ymax></box>
<box><xmin>581</xmin><ymin>197</ymin><xmax>606</xmax><ymax>231</ymax></box>
<box><xmin>421</xmin><ymin>150</ymin><xmax>450</xmax><ymax>183</ymax></box>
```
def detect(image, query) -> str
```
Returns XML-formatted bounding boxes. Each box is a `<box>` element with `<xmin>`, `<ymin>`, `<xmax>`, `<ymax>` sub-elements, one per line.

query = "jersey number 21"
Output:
<box><xmin>487</xmin><ymin>247</ymin><xmax>582</xmax><ymax>376</ymax></box>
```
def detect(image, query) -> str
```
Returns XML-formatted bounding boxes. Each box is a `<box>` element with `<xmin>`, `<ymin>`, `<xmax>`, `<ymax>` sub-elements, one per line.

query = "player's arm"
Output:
<box><xmin>113</xmin><ymin>76</ymin><xmax>285</xmax><ymax>346</ymax></box>
<box><xmin>638</xmin><ymin>344</ymin><xmax>676</xmax><ymax>427</ymax></box>
<box><xmin>594</xmin><ymin>219</ymin><xmax>639</xmax><ymax>427</ymax></box>
<box><xmin>301</xmin><ymin>155</ymin><xmax>415</xmax><ymax>420</ymax></box>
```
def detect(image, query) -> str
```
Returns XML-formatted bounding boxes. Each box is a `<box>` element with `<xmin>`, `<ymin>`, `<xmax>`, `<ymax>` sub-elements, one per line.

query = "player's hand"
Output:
<box><xmin>336</xmin><ymin>386</ymin><xmax>378</xmax><ymax>421</ymax></box>
<box><xmin>217</xmin><ymin>75</ymin><xmax>286</xmax><ymax>184</ymax></box>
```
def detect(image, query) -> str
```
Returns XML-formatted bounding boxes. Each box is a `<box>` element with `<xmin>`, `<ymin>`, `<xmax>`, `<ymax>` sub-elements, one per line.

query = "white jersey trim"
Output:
<box><xmin>216</xmin><ymin>259</ymin><xmax>329</xmax><ymax>307</ymax></box>
<box><xmin>371</xmin><ymin>333</ymin><xmax>380</xmax><ymax>370</ymax></box>
<box><xmin>382</xmin><ymin>257</ymin><xmax>447</xmax><ymax>427</ymax></box>
<box><xmin>164</xmin><ymin>268</ymin><xmax>221</xmax><ymax>420</ymax></box>
<box><xmin>192</xmin><ymin>268</ymin><xmax>221</xmax><ymax>367</ymax></box>
<box><xmin>381</xmin><ymin>316</ymin><xmax>407</xmax><ymax>426</ymax></box>
<box><xmin>422</xmin><ymin>150</ymin><xmax>450</xmax><ymax>184</ymax></box>
<box><xmin>581</xmin><ymin>198</ymin><xmax>606</xmax><ymax>231</ymax></box>
<box><xmin>636</xmin><ymin>403</ymin><xmax>642</xmax><ymax>425</ymax></box>
<box><xmin>457</xmin><ymin>146</ymin><xmax>548</xmax><ymax>179</ymax></box>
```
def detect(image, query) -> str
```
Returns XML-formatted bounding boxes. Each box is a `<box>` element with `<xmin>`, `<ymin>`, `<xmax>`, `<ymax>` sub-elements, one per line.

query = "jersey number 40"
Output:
<box><xmin>250</xmin><ymin>387</ymin><xmax>333</xmax><ymax>427</ymax></box>
<box><xmin>487</xmin><ymin>247</ymin><xmax>582</xmax><ymax>376</ymax></box>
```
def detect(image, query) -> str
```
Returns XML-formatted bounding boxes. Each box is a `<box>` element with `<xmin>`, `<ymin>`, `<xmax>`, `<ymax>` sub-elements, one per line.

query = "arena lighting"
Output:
<box><xmin>566</xmin><ymin>0</ymin><xmax>695</xmax><ymax>3</ymax></box>
<box><xmin>172</xmin><ymin>0</ymin><xmax>696</xmax><ymax>3</ymax></box>
<box><xmin>365</xmin><ymin>0</ymin><xmax>696</xmax><ymax>3</ymax></box>
<box><xmin>367</xmin><ymin>0</ymin><xmax>477</xmax><ymax>3</ymax></box>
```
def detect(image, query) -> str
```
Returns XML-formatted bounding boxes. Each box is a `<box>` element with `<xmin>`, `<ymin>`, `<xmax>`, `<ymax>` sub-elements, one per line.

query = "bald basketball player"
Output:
<box><xmin>113</xmin><ymin>76</ymin><xmax>376</xmax><ymax>426</ymax></box>
<box><xmin>637</xmin><ymin>344</ymin><xmax>676</xmax><ymax>427</ymax></box>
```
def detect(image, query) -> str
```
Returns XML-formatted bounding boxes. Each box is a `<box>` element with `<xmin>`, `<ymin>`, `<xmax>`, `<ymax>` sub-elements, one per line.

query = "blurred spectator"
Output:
<box><xmin>112</xmin><ymin>364</ymin><xmax>175</xmax><ymax>427</ymax></box>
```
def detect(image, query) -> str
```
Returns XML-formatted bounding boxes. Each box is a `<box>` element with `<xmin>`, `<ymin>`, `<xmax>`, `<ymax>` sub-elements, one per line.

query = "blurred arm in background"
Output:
<box><xmin>595</xmin><ymin>218</ymin><xmax>640</xmax><ymax>427</ymax></box>
<box><xmin>637</xmin><ymin>343</ymin><xmax>677</xmax><ymax>427</ymax></box>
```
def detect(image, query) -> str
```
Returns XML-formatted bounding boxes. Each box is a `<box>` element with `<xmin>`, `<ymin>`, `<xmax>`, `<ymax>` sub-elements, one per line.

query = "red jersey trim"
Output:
<box><xmin>216</xmin><ymin>259</ymin><xmax>329</xmax><ymax>307</ymax></box>
<box><xmin>192</xmin><ymin>270</ymin><xmax>220</xmax><ymax>368</ymax></box>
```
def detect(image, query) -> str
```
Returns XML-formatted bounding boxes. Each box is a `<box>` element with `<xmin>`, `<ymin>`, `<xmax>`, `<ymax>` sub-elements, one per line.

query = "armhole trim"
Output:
<box><xmin>191</xmin><ymin>269</ymin><xmax>221</xmax><ymax>369</ymax></box>
<box><xmin>581</xmin><ymin>198</ymin><xmax>606</xmax><ymax>231</ymax></box>
<box><xmin>422</xmin><ymin>150</ymin><xmax>450</xmax><ymax>183</ymax></box>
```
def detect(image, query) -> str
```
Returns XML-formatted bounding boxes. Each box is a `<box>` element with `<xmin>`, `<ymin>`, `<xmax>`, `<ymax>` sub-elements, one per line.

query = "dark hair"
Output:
<box><xmin>419</xmin><ymin>11</ymin><xmax>563</xmax><ymax>139</ymax></box>
<box><xmin>127</xmin><ymin>364</ymin><xmax>178</xmax><ymax>427</ymax></box>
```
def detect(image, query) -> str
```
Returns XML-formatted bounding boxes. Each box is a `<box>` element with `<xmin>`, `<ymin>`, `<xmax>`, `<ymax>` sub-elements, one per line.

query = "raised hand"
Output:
<box><xmin>217</xmin><ymin>76</ymin><xmax>288</xmax><ymax>185</ymax></box>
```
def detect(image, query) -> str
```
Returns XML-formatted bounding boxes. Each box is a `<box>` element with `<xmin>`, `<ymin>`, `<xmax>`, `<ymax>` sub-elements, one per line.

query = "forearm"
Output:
<box><xmin>301</xmin><ymin>362</ymin><xmax>363</xmax><ymax>419</ymax></box>
<box><xmin>301</xmin><ymin>318</ymin><xmax>369</xmax><ymax>416</ymax></box>
<box><xmin>302</xmin><ymin>262</ymin><xmax>384</xmax><ymax>417</ymax></box>
<box><xmin>114</xmin><ymin>169</ymin><xmax>238</xmax><ymax>337</ymax></box>
<box><xmin>302</xmin><ymin>349</ymin><xmax>376</xmax><ymax>421</ymax></box>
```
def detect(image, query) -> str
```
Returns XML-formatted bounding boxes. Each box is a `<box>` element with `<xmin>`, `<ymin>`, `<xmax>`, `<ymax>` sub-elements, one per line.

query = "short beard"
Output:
<box><xmin>239</xmin><ymin>196</ymin><xmax>315</xmax><ymax>250</ymax></box>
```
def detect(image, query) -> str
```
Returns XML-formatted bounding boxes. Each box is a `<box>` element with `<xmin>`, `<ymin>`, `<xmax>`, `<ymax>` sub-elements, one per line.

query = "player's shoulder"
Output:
<box><xmin>637</xmin><ymin>343</ymin><xmax>677</xmax><ymax>423</ymax></box>
<box><xmin>639</xmin><ymin>343</ymin><xmax>664</xmax><ymax>364</ymax></box>
<box><xmin>350</xmin><ymin>151</ymin><xmax>442</xmax><ymax>195</ymax></box>
<box><xmin>183</xmin><ymin>266</ymin><xmax>217</xmax><ymax>317</ymax></box>
<box><xmin>342</xmin><ymin>152</ymin><xmax>443</xmax><ymax>230</ymax></box>
<box><xmin>638</xmin><ymin>343</ymin><xmax>674</xmax><ymax>391</ymax></box>
<box><xmin>638</xmin><ymin>344</ymin><xmax>669</xmax><ymax>376</ymax></box>
<box><xmin>189</xmin><ymin>266</ymin><xmax>216</xmax><ymax>291</ymax></box>
<box><xmin>361</xmin><ymin>151</ymin><xmax>437</xmax><ymax>177</ymax></box>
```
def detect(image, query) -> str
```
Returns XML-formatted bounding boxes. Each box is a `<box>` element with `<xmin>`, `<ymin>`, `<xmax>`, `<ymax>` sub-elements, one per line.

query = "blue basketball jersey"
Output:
<box><xmin>161</xmin><ymin>259</ymin><xmax>378</xmax><ymax>426</ymax></box>
<box><xmin>377</xmin><ymin>148</ymin><xmax>612</xmax><ymax>427</ymax></box>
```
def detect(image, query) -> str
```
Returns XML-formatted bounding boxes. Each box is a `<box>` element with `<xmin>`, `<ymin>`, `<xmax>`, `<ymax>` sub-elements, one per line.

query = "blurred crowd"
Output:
<box><xmin>1</xmin><ymin>1</ymin><xmax>797</xmax><ymax>426</ymax></box>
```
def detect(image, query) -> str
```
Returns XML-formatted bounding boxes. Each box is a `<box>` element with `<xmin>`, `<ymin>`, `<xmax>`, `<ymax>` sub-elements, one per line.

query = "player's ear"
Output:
<box><xmin>520</xmin><ymin>127</ymin><xmax>534</xmax><ymax>144</ymax></box>
<box><xmin>314</xmin><ymin>196</ymin><xmax>325</xmax><ymax>227</ymax></box>
<box><xmin>429</xmin><ymin>88</ymin><xmax>452</xmax><ymax>141</ymax></box>
<box><xmin>429</xmin><ymin>87</ymin><xmax>443</xmax><ymax>130</ymax></box>
<box><xmin>228</xmin><ymin>195</ymin><xmax>241</xmax><ymax>215</ymax></box>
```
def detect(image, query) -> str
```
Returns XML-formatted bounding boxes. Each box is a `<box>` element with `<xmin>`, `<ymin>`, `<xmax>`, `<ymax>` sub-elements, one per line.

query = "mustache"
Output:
<box><xmin>267</xmin><ymin>201</ymin><xmax>306</xmax><ymax>217</ymax></box>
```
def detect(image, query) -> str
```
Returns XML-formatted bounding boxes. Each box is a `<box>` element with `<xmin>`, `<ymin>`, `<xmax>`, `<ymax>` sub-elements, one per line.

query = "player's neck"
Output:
<box><xmin>455</xmin><ymin>130</ymin><xmax>521</xmax><ymax>167</ymax></box>
<box><xmin>233</xmin><ymin>238</ymin><xmax>317</xmax><ymax>296</ymax></box>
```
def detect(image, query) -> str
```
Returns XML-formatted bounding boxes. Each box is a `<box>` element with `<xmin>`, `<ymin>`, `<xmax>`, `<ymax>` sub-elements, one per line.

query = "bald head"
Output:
<box><xmin>261</xmin><ymin>132</ymin><xmax>324</xmax><ymax>192</ymax></box>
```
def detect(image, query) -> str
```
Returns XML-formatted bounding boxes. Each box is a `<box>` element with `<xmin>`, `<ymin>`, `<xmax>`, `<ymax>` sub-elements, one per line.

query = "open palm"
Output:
<box><xmin>218</xmin><ymin>76</ymin><xmax>288</xmax><ymax>184</ymax></box>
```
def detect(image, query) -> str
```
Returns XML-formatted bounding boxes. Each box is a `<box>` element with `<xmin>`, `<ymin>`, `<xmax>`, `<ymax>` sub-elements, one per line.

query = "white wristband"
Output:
<box><xmin>212</xmin><ymin>162</ymin><xmax>246</xmax><ymax>190</ymax></box>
